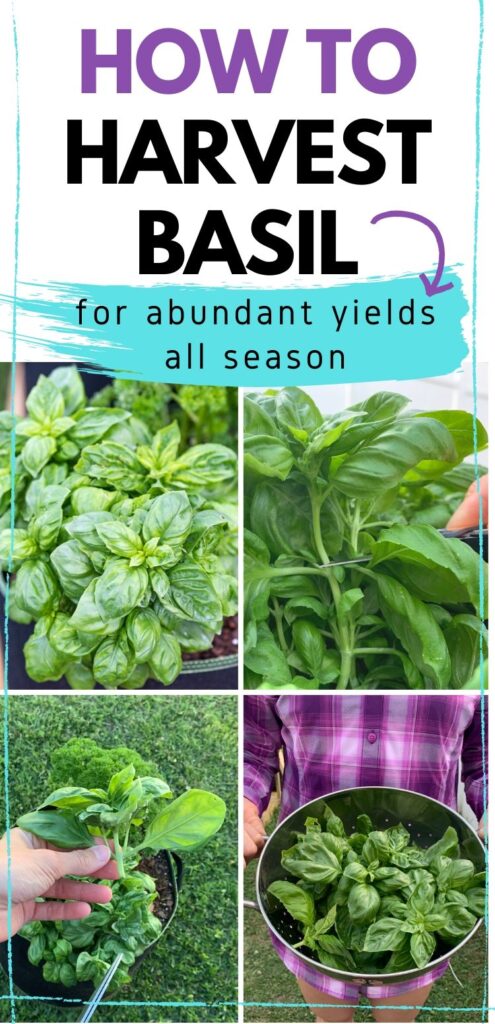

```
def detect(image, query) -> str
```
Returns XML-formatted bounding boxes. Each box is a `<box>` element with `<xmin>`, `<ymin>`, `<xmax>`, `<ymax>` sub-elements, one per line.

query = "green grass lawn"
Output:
<box><xmin>244</xmin><ymin>860</ymin><xmax>487</xmax><ymax>1024</ymax></box>
<box><xmin>0</xmin><ymin>695</ymin><xmax>238</xmax><ymax>1023</ymax></box>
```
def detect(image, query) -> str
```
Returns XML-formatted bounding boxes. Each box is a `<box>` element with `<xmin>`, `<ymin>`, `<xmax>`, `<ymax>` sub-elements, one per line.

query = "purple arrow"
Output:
<box><xmin>371</xmin><ymin>210</ymin><xmax>454</xmax><ymax>297</ymax></box>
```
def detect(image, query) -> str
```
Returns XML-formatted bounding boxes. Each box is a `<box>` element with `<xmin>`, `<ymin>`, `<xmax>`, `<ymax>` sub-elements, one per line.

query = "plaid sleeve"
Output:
<box><xmin>244</xmin><ymin>696</ymin><xmax>282</xmax><ymax>814</ymax></box>
<box><xmin>461</xmin><ymin>697</ymin><xmax>487</xmax><ymax>822</ymax></box>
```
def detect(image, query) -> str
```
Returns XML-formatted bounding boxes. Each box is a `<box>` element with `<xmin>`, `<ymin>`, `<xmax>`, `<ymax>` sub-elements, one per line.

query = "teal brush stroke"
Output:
<box><xmin>1</xmin><ymin>270</ymin><xmax>467</xmax><ymax>386</ymax></box>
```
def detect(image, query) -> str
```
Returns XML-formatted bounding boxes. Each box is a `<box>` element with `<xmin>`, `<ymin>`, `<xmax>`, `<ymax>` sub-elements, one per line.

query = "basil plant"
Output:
<box><xmin>0</xmin><ymin>367</ymin><xmax>237</xmax><ymax>687</ymax></box>
<box><xmin>17</xmin><ymin>764</ymin><xmax>226</xmax><ymax>990</ymax></box>
<box><xmin>244</xmin><ymin>387</ymin><xmax>488</xmax><ymax>690</ymax></box>
<box><xmin>268</xmin><ymin>809</ymin><xmax>485</xmax><ymax>974</ymax></box>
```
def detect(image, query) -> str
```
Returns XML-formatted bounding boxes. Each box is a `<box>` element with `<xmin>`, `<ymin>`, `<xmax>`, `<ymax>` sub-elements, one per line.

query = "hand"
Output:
<box><xmin>244</xmin><ymin>797</ymin><xmax>266</xmax><ymax>867</ymax></box>
<box><xmin>0</xmin><ymin>828</ymin><xmax>119</xmax><ymax>941</ymax></box>
<box><xmin>478</xmin><ymin>812</ymin><xmax>487</xmax><ymax>843</ymax></box>
<box><xmin>447</xmin><ymin>475</ymin><xmax>488</xmax><ymax>530</ymax></box>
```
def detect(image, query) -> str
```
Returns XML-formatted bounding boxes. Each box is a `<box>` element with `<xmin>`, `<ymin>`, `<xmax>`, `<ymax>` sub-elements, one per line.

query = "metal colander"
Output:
<box><xmin>251</xmin><ymin>786</ymin><xmax>485</xmax><ymax>985</ymax></box>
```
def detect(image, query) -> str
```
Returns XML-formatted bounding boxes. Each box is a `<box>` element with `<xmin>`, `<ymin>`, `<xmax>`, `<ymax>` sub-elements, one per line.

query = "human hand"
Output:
<box><xmin>0</xmin><ymin>828</ymin><xmax>119</xmax><ymax>941</ymax></box>
<box><xmin>447</xmin><ymin>475</ymin><xmax>488</xmax><ymax>530</ymax></box>
<box><xmin>478</xmin><ymin>811</ymin><xmax>487</xmax><ymax>843</ymax></box>
<box><xmin>244</xmin><ymin>797</ymin><xmax>266</xmax><ymax>867</ymax></box>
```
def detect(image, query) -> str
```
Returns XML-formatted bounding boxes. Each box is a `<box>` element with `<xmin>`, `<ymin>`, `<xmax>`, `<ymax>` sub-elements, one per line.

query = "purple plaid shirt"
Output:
<box><xmin>244</xmin><ymin>694</ymin><xmax>486</xmax><ymax>1000</ymax></box>
<box><xmin>244</xmin><ymin>694</ymin><xmax>485</xmax><ymax>823</ymax></box>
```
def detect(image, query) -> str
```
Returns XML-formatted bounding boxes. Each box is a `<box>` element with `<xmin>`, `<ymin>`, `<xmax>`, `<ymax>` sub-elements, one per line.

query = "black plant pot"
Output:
<box><xmin>444</xmin><ymin>526</ymin><xmax>488</xmax><ymax>562</ymax></box>
<box><xmin>0</xmin><ymin>851</ymin><xmax>183</xmax><ymax>1009</ymax></box>
<box><xmin>0</xmin><ymin>613</ymin><xmax>238</xmax><ymax>691</ymax></box>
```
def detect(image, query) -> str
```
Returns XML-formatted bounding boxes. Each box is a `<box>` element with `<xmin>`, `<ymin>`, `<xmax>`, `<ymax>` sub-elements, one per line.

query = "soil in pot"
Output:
<box><xmin>183</xmin><ymin>616</ymin><xmax>238</xmax><ymax>662</ymax></box>
<box><xmin>0</xmin><ymin>852</ymin><xmax>176</xmax><ymax>1008</ymax></box>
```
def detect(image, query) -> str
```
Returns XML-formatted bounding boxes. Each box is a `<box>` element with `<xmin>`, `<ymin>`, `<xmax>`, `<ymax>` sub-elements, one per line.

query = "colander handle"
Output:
<box><xmin>243</xmin><ymin>899</ymin><xmax>261</xmax><ymax>913</ymax></box>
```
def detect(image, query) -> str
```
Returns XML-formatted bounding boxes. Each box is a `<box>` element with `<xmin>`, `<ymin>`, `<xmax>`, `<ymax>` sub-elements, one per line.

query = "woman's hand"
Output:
<box><xmin>447</xmin><ymin>475</ymin><xmax>488</xmax><ymax>530</ymax></box>
<box><xmin>244</xmin><ymin>797</ymin><xmax>266</xmax><ymax>867</ymax></box>
<box><xmin>0</xmin><ymin>828</ymin><xmax>119</xmax><ymax>941</ymax></box>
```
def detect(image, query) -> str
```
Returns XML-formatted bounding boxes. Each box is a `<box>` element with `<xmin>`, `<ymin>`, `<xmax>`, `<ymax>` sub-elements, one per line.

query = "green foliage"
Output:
<box><xmin>244</xmin><ymin>861</ymin><xmax>486</xmax><ymax>1024</ymax></box>
<box><xmin>49</xmin><ymin>738</ymin><xmax>155</xmax><ymax>791</ymax></box>
<box><xmin>268</xmin><ymin>812</ymin><xmax>484</xmax><ymax>974</ymax></box>
<box><xmin>92</xmin><ymin>380</ymin><xmax>238</xmax><ymax>449</ymax></box>
<box><xmin>0</xmin><ymin>695</ymin><xmax>237</xmax><ymax>1022</ymax></box>
<box><xmin>244</xmin><ymin>387</ymin><xmax>487</xmax><ymax>690</ymax></box>
<box><xmin>0</xmin><ymin>367</ymin><xmax>238</xmax><ymax>688</ymax></box>
<box><xmin>18</xmin><ymin>756</ymin><xmax>225</xmax><ymax>987</ymax></box>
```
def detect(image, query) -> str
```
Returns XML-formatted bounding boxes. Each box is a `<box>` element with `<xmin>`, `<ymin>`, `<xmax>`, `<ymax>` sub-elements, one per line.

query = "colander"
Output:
<box><xmin>247</xmin><ymin>787</ymin><xmax>485</xmax><ymax>985</ymax></box>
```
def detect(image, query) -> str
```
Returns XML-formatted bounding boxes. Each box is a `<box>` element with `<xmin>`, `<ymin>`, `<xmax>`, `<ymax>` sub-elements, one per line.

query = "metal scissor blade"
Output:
<box><xmin>78</xmin><ymin>953</ymin><xmax>123</xmax><ymax>1023</ymax></box>
<box><xmin>318</xmin><ymin>526</ymin><xmax>487</xmax><ymax>569</ymax></box>
<box><xmin>317</xmin><ymin>556</ymin><xmax>370</xmax><ymax>568</ymax></box>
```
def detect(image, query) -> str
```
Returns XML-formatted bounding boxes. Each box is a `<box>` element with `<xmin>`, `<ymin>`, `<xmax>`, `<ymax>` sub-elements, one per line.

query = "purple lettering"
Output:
<box><xmin>352</xmin><ymin>29</ymin><xmax>416</xmax><ymax>94</ymax></box>
<box><xmin>136</xmin><ymin>29</ymin><xmax>201</xmax><ymax>94</ymax></box>
<box><xmin>200</xmin><ymin>29</ymin><xmax>288</xmax><ymax>93</ymax></box>
<box><xmin>81</xmin><ymin>29</ymin><xmax>132</xmax><ymax>93</ymax></box>
<box><xmin>306</xmin><ymin>30</ymin><xmax>352</xmax><ymax>93</ymax></box>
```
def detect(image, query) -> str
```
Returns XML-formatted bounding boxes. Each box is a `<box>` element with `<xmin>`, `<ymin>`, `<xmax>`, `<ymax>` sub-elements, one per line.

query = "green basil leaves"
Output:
<box><xmin>1</xmin><ymin>368</ymin><xmax>238</xmax><ymax>688</ymax></box>
<box><xmin>244</xmin><ymin>387</ymin><xmax>487</xmax><ymax>690</ymax></box>
<box><xmin>18</xmin><ymin>759</ymin><xmax>227</xmax><ymax>990</ymax></box>
<box><xmin>268</xmin><ymin>809</ymin><xmax>484</xmax><ymax>974</ymax></box>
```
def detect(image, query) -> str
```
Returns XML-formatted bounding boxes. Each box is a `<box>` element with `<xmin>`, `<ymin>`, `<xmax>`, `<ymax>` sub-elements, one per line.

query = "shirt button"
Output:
<box><xmin>367</xmin><ymin>732</ymin><xmax>377</xmax><ymax>744</ymax></box>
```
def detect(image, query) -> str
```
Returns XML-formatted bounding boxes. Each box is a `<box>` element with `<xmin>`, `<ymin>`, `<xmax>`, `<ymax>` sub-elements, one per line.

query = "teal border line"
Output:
<box><xmin>2</xmin><ymin>2</ymin><xmax>488</xmax><ymax>1022</ymax></box>
<box><xmin>3</xmin><ymin>0</ymin><xmax>20</xmax><ymax>1021</ymax></box>
<box><xmin>471</xmin><ymin>0</ymin><xmax>488</xmax><ymax>1021</ymax></box>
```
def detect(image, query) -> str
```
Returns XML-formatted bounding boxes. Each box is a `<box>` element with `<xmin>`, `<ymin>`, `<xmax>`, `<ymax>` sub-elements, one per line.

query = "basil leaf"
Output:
<box><xmin>26</xmin><ymin>375</ymin><xmax>65</xmax><ymax>423</ymax></box>
<box><xmin>364</xmin><ymin>917</ymin><xmax>406</xmax><ymax>952</ymax></box>
<box><xmin>126</xmin><ymin>607</ymin><xmax>161</xmax><ymax>662</ymax></box>
<box><xmin>69</xmin><ymin>579</ymin><xmax>123</xmax><ymax>637</ymax></box>
<box><xmin>50</xmin><ymin>540</ymin><xmax>96</xmax><ymax>602</ymax></box>
<box><xmin>39</xmin><ymin>786</ymin><xmax>107</xmax><ymax>810</ymax></box>
<box><xmin>292</xmin><ymin>619</ymin><xmax>325</xmax><ymax>677</ymax></box>
<box><xmin>375</xmin><ymin>574</ymin><xmax>451</xmax><ymax>687</ymax></box>
<box><xmin>138</xmin><ymin>789</ymin><xmax>226</xmax><ymax>853</ymax></box>
<box><xmin>466</xmin><ymin>888</ymin><xmax>485</xmax><ymax>917</ymax></box>
<box><xmin>332</xmin><ymin>417</ymin><xmax>457</xmax><ymax>496</ymax></box>
<box><xmin>348</xmin><ymin>883</ymin><xmax>381</xmax><ymax>924</ymax></box>
<box><xmin>149</xmin><ymin>633</ymin><xmax>182</xmax><ymax>685</ymax></box>
<box><xmin>94</xmin><ymin>561</ymin><xmax>148</xmax><ymax>619</ymax></box>
<box><xmin>0</xmin><ymin>528</ymin><xmax>37</xmax><ymax>570</ymax></box>
<box><xmin>49</xmin><ymin>366</ymin><xmax>86</xmax><ymax>415</ymax></box>
<box><xmin>282</xmin><ymin>834</ymin><xmax>342</xmax><ymax>885</ymax></box>
<box><xmin>17</xmin><ymin>809</ymin><xmax>94</xmax><ymax>849</ymax></box>
<box><xmin>267</xmin><ymin>880</ymin><xmax>315</xmax><ymax>928</ymax></box>
<box><xmin>370</xmin><ymin>525</ymin><xmax>482</xmax><ymax>613</ymax></box>
<box><xmin>22</xmin><ymin>436</ymin><xmax>57</xmax><ymax>477</ymax></box>
<box><xmin>93</xmin><ymin>633</ymin><xmax>135</xmax><ymax>688</ymax></box>
<box><xmin>244</xmin><ymin>435</ymin><xmax>294</xmax><ymax>480</ymax></box>
<box><xmin>275</xmin><ymin>387</ymin><xmax>323</xmax><ymax>440</ymax></box>
<box><xmin>96</xmin><ymin>520</ymin><xmax>143</xmax><ymax>558</ymax></box>
<box><xmin>16</xmin><ymin>560</ymin><xmax>60</xmax><ymax>617</ymax></box>
<box><xmin>410</xmin><ymin>929</ymin><xmax>436</xmax><ymax>969</ymax></box>
<box><xmin>68</xmin><ymin>408</ymin><xmax>130</xmax><ymax>446</ymax></box>
<box><xmin>142</xmin><ymin>491</ymin><xmax>192</xmax><ymax>545</ymax></box>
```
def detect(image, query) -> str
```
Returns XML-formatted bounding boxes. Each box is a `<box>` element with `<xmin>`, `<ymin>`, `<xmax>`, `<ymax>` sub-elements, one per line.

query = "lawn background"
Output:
<box><xmin>0</xmin><ymin>694</ymin><xmax>238</xmax><ymax>1024</ymax></box>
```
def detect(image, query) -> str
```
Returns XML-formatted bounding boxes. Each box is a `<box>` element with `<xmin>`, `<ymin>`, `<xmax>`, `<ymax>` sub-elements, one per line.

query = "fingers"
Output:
<box><xmin>447</xmin><ymin>475</ymin><xmax>488</xmax><ymax>530</ymax></box>
<box><xmin>42</xmin><ymin>880</ymin><xmax>113</xmax><ymax>903</ymax></box>
<box><xmin>31</xmin><ymin>900</ymin><xmax>93</xmax><ymax>923</ymax></box>
<box><xmin>46</xmin><ymin>844</ymin><xmax>113</xmax><ymax>881</ymax></box>
<box><xmin>88</xmin><ymin>860</ymin><xmax>120</xmax><ymax>881</ymax></box>
<box><xmin>244</xmin><ymin>820</ymin><xmax>266</xmax><ymax>866</ymax></box>
<box><xmin>244</xmin><ymin>830</ymin><xmax>260</xmax><ymax>867</ymax></box>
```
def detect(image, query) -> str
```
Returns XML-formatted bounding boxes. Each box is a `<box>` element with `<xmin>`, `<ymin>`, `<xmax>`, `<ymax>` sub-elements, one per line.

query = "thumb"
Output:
<box><xmin>46</xmin><ymin>844</ymin><xmax>112</xmax><ymax>880</ymax></box>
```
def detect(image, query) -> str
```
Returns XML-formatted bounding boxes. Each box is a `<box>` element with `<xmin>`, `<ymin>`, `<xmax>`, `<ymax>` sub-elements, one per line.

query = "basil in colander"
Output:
<box><xmin>268</xmin><ymin>809</ymin><xmax>485</xmax><ymax>972</ymax></box>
